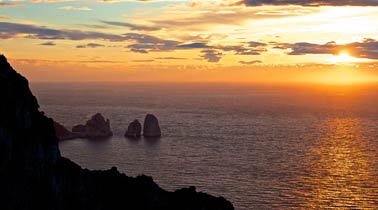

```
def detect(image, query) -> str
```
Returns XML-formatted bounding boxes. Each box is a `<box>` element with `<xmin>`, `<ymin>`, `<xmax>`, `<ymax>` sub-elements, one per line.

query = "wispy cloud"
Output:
<box><xmin>101</xmin><ymin>20</ymin><xmax>160</xmax><ymax>31</ymax></box>
<box><xmin>235</xmin><ymin>0</ymin><xmax>378</xmax><ymax>6</ymax></box>
<box><xmin>40</xmin><ymin>41</ymin><xmax>56</xmax><ymax>46</ymax></box>
<box><xmin>201</xmin><ymin>49</ymin><xmax>223</xmax><ymax>63</ymax></box>
<box><xmin>132</xmin><ymin>59</ymin><xmax>154</xmax><ymax>62</ymax></box>
<box><xmin>59</xmin><ymin>6</ymin><xmax>92</xmax><ymax>11</ymax></box>
<box><xmin>76</xmin><ymin>43</ymin><xmax>105</xmax><ymax>48</ymax></box>
<box><xmin>0</xmin><ymin>15</ymin><xmax>9</xmax><ymax>19</ymax></box>
<box><xmin>239</xmin><ymin>60</ymin><xmax>262</xmax><ymax>65</ymax></box>
<box><xmin>177</xmin><ymin>42</ymin><xmax>211</xmax><ymax>49</ymax></box>
<box><xmin>155</xmin><ymin>57</ymin><xmax>187</xmax><ymax>60</ymax></box>
<box><xmin>0</xmin><ymin>21</ymin><xmax>127</xmax><ymax>40</ymax></box>
<box><xmin>0</xmin><ymin>2</ymin><xmax>24</xmax><ymax>8</ymax></box>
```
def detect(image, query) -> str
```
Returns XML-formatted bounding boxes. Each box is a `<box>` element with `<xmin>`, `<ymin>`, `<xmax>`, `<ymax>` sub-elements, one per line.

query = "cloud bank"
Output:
<box><xmin>236</xmin><ymin>0</ymin><xmax>378</xmax><ymax>6</ymax></box>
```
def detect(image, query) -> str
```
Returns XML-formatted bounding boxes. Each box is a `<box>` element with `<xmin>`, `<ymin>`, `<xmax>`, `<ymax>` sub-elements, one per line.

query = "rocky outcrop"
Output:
<box><xmin>0</xmin><ymin>55</ymin><xmax>234</xmax><ymax>210</ymax></box>
<box><xmin>72</xmin><ymin>113</ymin><xmax>113</xmax><ymax>138</ymax></box>
<box><xmin>54</xmin><ymin>121</ymin><xmax>78</xmax><ymax>140</ymax></box>
<box><xmin>143</xmin><ymin>114</ymin><xmax>161</xmax><ymax>138</ymax></box>
<box><xmin>125</xmin><ymin>120</ymin><xmax>142</xmax><ymax>138</ymax></box>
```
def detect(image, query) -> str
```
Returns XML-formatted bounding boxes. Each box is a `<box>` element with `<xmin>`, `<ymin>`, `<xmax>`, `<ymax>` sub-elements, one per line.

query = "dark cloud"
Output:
<box><xmin>177</xmin><ymin>42</ymin><xmax>210</xmax><ymax>49</ymax></box>
<box><xmin>76</xmin><ymin>43</ymin><xmax>105</xmax><ymax>48</ymax></box>
<box><xmin>247</xmin><ymin>41</ymin><xmax>267</xmax><ymax>47</ymax></box>
<box><xmin>101</xmin><ymin>21</ymin><xmax>160</xmax><ymax>31</ymax></box>
<box><xmin>236</xmin><ymin>0</ymin><xmax>378</xmax><ymax>6</ymax></box>
<box><xmin>0</xmin><ymin>21</ymin><xmax>180</xmax><ymax>53</ymax></box>
<box><xmin>124</xmin><ymin>33</ymin><xmax>180</xmax><ymax>52</ymax></box>
<box><xmin>130</xmin><ymin>48</ymin><xmax>148</xmax><ymax>53</ymax></box>
<box><xmin>239</xmin><ymin>60</ymin><xmax>262</xmax><ymax>65</ymax></box>
<box><xmin>201</xmin><ymin>50</ymin><xmax>223</xmax><ymax>63</ymax></box>
<box><xmin>40</xmin><ymin>41</ymin><xmax>56</xmax><ymax>46</ymax></box>
<box><xmin>0</xmin><ymin>21</ymin><xmax>126</xmax><ymax>41</ymax></box>
<box><xmin>0</xmin><ymin>21</ymin><xmax>273</xmax><ymax>63</ymax></box>
<box><xmin>275</xmin><ymin>38</ymin><xmax>378</xmax><ymax>59</ymax></box>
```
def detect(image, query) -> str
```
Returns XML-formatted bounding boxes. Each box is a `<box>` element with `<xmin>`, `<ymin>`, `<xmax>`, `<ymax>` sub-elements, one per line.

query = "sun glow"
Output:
<box><xmin>329</xmin><ymin>51</ymin><xmax>359</xmax><ymax>64</ymax></box>
<box><xmin>316</xmin><ymin>68</ymin><xmax>376</xmax><ymax>85</ymax></box>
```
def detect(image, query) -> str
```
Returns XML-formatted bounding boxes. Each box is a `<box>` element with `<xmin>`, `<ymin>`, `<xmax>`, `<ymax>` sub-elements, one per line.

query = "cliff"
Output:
<box><xmin>0</xmin><ymin>55</ymin><xmax>234</xmax><ymax>210</ymax></box>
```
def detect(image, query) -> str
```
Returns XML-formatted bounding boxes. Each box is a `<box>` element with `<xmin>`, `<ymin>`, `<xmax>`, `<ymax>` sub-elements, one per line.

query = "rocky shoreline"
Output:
<box><xmin>0</xmin><ymin>55</ymin><xmax>234</xmax><ymax>210</ymax></box>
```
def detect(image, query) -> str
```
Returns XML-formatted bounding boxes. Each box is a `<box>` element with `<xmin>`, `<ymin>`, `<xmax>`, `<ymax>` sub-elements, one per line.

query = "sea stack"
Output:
<box><xmin>125</xmin><ymin>119</ymin><xmax>142</xmax><ymax>138</ymax></box>
<box><xmin>143</xmin><ymin>114</ymin><xmax>161</xmax><ymax>138</ymax></box>
<box><xmin>72</xmin><ymin>113</ymin><xmax>113</xmax><ymax>138</ymax></box>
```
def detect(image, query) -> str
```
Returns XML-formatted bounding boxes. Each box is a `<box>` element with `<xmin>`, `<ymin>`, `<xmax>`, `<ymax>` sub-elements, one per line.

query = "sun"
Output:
<box><xmin>329</xmin><ymin>51</ymin><xmax>356</xmax><ymax>64</ymax></box>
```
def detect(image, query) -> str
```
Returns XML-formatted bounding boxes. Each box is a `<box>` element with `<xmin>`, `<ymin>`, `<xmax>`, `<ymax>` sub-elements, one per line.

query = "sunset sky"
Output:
<box><xmin>1</xmin><ymin>0</ymin><xmax>378</xmax><ymax>83</ymax></box>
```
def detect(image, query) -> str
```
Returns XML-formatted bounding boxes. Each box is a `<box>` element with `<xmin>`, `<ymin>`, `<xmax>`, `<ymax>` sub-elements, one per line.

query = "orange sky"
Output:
<box><xmin>1</xmin><ymin>0</ymin><xmax>378</xmax><ymax>83</ymax></box>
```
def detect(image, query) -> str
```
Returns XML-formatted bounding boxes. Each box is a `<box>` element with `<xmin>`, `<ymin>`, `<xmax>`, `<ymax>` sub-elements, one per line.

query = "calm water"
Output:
<box><xmin>31</xmin><ymin>82</ymin><xmax>378</xmax><ymax>210</ymax></box>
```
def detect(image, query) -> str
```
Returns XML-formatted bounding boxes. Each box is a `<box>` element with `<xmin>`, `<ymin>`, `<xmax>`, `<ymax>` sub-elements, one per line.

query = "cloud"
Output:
<box><xmin>201</xmin><ymin>49</ymin><xmax>223</xmax><ymax>63</ymax></box>
<box><xmin>0</xmin><ymin>21</ymin><xmax>128</xmax><ymax>40</ymax></box>
<box><xmin>247</xmin><ymin>41</ymin><xmax>267</xmax><ymax>47</ymax></box>
<box><xmin>152</xmin><ymin>6</ymin><xmax>316</xmax><ymax>31</ymax></box>
<box><xmin>0</xmin><ymin>22</ymin><xmax>178</xmax><ymax>51</ymax></box>
<box><xmin>79</xmin><ymin>24</ymin><xmax>112</xmax><ymax>29</ymax></box>
<box><xmin>59</xmin><ymin>6</ymin><xmax>92</xmax><ymax>11</ymax></box>
<box><xmin>275</xmin><ymin>38</ymin><xmax>378</xmax><ymax>60</ymax></box>
<box><xmin>177</xmin><ymin>42</ymin><xmax>210</xmax><ymax>48</ymax></box>
<box><xmin>239</xmin><ymin>60</ymin><xmax>262</xmax><ymax>65</ymax></box>
<box><xmin>235</xmin><ymin>0</ymin><xmax>378</xmax><ymax>6</ymax></box>
<box><xmin>132</xmin><ymin>59</ymin><xmax>154</xmax><ymax>62</ymax></box>
<box><xmin>0</xmin><ymin>2</ymin><xmax>24</xmax><ymax>8</ymax></box>
<box><xmin>215</xmin><ymin>42</ymin><xmax>267</xmax><ymax>55</ymax></box>
<box><xmin>0</xmin><ymin>15</ymin><xmax>9</xmax><ymax>19</ymax></box>
<box><xmin>0</xmin><ymin>21</ymin><xmax>272</xmax><ymax>63</ymax></box>
<box><xmin>124</xmin><ymin>32</ymin><xmax>180</xmax><ymax>52</ymax></box>
<box><xmin>130</xmin><ymin>48</ymin><xmax>148</xmax><ymax>53</ymax></box>
<box><xmin>40</xmin><ymin>41</ymin><xmax>56</xmax><ymax>46</ymax></box>
<box><xmin>101</xmin><ymin>20</ymin><xmax>160</xmax><ymax>31</ymax></box>
<box><xmin>76</xmin><ymin>43</ymin><xmax>105</xmax><ymax>48</ymax></box>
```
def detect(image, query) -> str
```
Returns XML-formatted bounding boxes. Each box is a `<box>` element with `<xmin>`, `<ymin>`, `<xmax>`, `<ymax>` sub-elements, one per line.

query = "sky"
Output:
<box><xmin>1</xmin><ymin>0</ymin><xmax>378</xmax><ymax>83</ymax></box>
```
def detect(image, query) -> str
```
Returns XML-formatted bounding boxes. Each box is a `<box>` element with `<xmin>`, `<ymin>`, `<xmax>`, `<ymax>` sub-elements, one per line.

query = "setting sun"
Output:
<box><xmin>329</xmin><ymin>51</ymin><xmax>359</xmax><ymax>64</ymax></box>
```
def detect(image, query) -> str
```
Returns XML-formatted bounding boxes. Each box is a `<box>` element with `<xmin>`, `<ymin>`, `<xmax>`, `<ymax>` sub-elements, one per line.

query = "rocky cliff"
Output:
<box><xmin>0</xmin><ymin>55</ymin><xmax>234</xmax><ymax>210</ymax></box>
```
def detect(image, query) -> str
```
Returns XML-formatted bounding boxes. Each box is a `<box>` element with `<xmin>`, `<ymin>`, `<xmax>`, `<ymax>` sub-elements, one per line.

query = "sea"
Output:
<box><xmin>31</xmin><ymin>82</ymin><xmax>378</xmax><ymax>210</ymax></box>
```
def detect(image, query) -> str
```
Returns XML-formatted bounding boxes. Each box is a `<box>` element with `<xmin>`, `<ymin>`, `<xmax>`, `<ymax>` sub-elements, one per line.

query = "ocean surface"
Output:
<box><xmin>31</xmin><ymin>82</ymin><xmax>378</xmax><ymax>210</ymax></box>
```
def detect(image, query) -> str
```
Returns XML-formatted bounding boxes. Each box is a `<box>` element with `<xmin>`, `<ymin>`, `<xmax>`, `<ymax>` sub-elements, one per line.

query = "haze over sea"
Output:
<box><xmin>31</xmin><ymin>82</ymin><xmax>378</xmax><ymax>210</ymax></box>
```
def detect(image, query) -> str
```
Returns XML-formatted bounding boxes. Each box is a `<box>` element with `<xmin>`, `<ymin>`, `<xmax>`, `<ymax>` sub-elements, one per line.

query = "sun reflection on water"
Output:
<box><xmin>305</xmin><ymin>118</ymin><xmax>378</xmax><ymax>209</ymax></box>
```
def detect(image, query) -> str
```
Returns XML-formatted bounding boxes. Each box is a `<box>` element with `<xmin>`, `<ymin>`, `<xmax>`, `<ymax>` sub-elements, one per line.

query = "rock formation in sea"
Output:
<box><xmin>0</xmin><ymin>55</ymin><xmax>234</xmax><ymax>210</ymax></box>
<box><xmin>53</xmin><ymin>121</ymin><xmax>79</xmax><ymax>140</ymax></box>
<box><xmin>72</xmin><ymin>113</ymin><xmax>113</xmax><ymax>138</ymax></box>
<box><xmin>125</xmin><ymin>119</ymin><xmax>142</xmax><ymax>138</ymax></box>
<box><xmin>143</xmin><ymin>114</ymin><xmax>162</xmax><ymax>138</ymax></box>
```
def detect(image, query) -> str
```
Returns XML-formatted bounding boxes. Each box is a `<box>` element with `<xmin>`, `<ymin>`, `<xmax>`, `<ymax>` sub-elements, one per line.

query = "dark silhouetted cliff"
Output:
<box><xmin>0</xmin><ymin>55</ymin><xmax>234</xmax><ymax>210</ymax></box>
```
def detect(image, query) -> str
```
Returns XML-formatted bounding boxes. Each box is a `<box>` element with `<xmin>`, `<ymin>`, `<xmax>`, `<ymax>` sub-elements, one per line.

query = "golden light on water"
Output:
<box><xmin>305</xmin><ymin>118</ymin><xmax>378</xmax><ymax>208</ymax></box>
